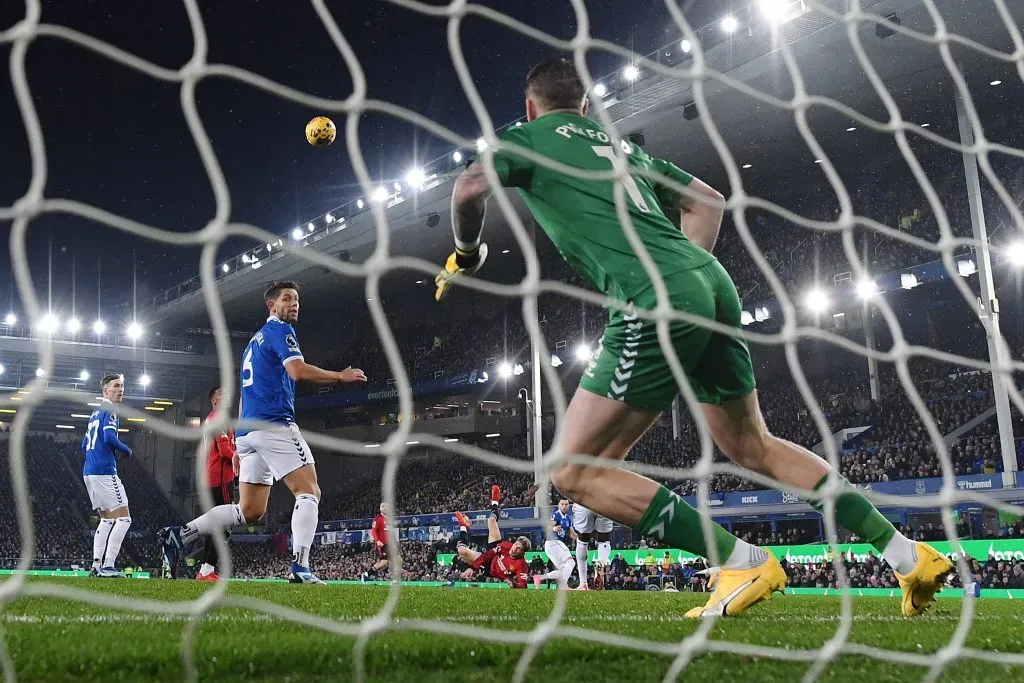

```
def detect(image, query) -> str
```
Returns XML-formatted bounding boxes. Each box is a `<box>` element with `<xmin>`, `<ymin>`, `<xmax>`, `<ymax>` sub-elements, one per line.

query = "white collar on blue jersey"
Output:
<box><xmin>267</xmin><ymin>315</ymin><xmax>282</xmax><ymax>323</ymax></box>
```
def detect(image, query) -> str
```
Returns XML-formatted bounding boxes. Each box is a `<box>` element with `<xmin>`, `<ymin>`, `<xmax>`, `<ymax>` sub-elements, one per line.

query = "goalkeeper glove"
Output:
<box><xmin>434</xmin><ymin>243</ymin><xmax>488</xmax><ymax>302</ymax></box>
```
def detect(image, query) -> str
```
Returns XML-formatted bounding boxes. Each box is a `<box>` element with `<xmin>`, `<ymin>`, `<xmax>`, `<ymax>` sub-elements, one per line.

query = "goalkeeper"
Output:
<box><xmin>435</xmin><ymin>58</ymin><xmax>952</xmax><ymax>618</ymax></box>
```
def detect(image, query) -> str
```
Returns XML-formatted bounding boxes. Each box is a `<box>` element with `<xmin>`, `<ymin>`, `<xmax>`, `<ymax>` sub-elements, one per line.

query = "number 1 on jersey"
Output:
<box><xmin>592</xmin><ymin>145</ymin><xmax>651</xmax><ymax>213</ymax></box>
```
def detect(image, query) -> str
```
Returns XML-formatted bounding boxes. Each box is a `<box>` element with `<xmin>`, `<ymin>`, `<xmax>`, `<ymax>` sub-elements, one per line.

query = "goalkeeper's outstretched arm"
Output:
<box><xmin>450</xmin><ymin>163</ymin><xmax>491</xmax><ymax>262</ymax></box>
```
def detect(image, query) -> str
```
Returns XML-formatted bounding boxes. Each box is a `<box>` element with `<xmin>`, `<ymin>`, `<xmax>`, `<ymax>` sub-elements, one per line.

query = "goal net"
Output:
<box><xmin>3</xmin><ymin>0</ymin><xmax>1024</xmax><ymax>680</ymax></box>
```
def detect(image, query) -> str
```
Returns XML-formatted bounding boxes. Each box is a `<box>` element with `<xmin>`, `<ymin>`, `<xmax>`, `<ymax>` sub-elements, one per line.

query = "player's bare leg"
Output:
<box><xmin>281</xmin><ymin>464</ymin><xmax>323</xmax><ymax>583</ymax></box>
<box><xmin>551</xmin><ymin>388</ymin><xmax>785</xmax><ymax>617</ymax></box>
<box><xmin>702</xmin><ymin>391</ymin><xmax>952</xmax><ymax>615</ymax></box>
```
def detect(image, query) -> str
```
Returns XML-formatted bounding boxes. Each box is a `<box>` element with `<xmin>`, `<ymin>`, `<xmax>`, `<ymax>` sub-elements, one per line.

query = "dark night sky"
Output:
<box><xmin>0</xmin><ymin>0</ymin><xmax>721</xmax><ymax>322</ymax></box>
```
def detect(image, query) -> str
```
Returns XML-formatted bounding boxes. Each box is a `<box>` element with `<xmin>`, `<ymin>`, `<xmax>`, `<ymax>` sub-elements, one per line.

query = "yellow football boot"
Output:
<box><xmin>684</xmin><ymin>552</ymin><xmax>787</xmax><ymax>618</ymax></box>
<box><xmin>894</xmin><ymin>542</ymin><xmax>954</xmax><ymax>617</ymax></box>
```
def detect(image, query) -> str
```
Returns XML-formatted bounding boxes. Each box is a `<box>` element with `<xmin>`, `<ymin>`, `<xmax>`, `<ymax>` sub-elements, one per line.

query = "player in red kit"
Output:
<box><xmin>195</xmin><ymin>386</ymin><xmax>236</xmax><ymax>581</ymax></box>
<box><xmin>453</xmin><ymin>486</ymin><xmax>531</xmax><ymax>588</ymax></box>
<box><xmin>362</xmin><ymin>503</ymin><xmax>390</xmax><ymax>582</ymax></box>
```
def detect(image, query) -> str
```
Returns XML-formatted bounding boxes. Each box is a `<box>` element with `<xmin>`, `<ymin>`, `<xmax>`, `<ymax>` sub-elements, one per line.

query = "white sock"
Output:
<box><xmin>559</xmin><ymin>561</ymin><xmax>576</xmax><ymax>585</ymax></box>
<box><xmin>575</xmin><ymin>542</ymin><xmax>589</xmax><ymax>588</ymax></box>
<box><xmin>539</xmin><ymin>568</ymin><xmax>563</xmax><ymax>581</ymax></box>
<box><xmin>882</xmin><ymin>532</ymin><xmax>918</xmax><ymax>575</ymax></box>
<box><xmin>291</xmin><ymin>494</ymin><xmax>319</xmax><ymax>568</ymax></box>
<box><xmin>722</xmin><ymin>539</ymin><xmax>769</xmax><ymax>571</ymax></box>
<box><xmin>182</xmin><ymin>504</ymin><xmax>244</xmax><ymax>543</ymax></box>
<box><xmin>597</xmin><ymin>541</ymin><xmax>611</xmax><ymax>567</ymax></box>
<box><xmin>103</xmin><ymin>517</ymin><xmax>131</xmax><ymax>568</ymax></box>
<box><xmin>93</xmin><ymin>519</ymin><xmax>114</xmax><ymax>569</ymax></box>
<box><xmin>199</xmin><ymin>563</ymin><xmax>215</xmax><ymax>576</ymax></box>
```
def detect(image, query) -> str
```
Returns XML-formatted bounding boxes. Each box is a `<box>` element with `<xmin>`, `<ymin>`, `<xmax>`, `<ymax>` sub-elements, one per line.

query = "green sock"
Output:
<box><xmin>636</xmin><ymin>486</ymin><xmax>737</xmax><ymax>562</ymax></box>
<box><xmin>809</xmin><ymin>474</ymin><xmax>896</xmax><ymax>553</ymax></box>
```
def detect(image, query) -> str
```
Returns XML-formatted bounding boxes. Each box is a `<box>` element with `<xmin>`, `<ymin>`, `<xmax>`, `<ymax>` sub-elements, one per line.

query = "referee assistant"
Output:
<box><xmin>196</xmin><ymin>385</ymin><xmax>236</xmax><ymax>581</ymax></box>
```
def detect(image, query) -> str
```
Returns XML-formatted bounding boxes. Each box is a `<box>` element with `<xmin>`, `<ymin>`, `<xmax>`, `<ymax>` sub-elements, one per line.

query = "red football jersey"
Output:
<box><xmin>472</xmin><ymin>541</ymin><xmax>528</xmax><ymax>589</ymax></box>
<box><xmin>371</xmin><ymin>513</ymin><xmax>389</xmax><ymax>546</ymax></box>
<box><xmin>204</xmin><ymin>410</ymin><xmax>236</xmax><ymax>487</ymax></box>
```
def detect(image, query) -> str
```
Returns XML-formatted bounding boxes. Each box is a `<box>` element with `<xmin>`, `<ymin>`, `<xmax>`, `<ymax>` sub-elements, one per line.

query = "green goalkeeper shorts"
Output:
<box><xmin>579</xmin><ymin>259</ymin><xmax>756</xmax><ymax>412</ymax></box>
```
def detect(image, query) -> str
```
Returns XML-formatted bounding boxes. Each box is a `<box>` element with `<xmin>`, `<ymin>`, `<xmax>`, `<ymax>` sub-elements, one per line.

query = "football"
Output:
<box><xmin>305</xmin><ymin>116</ymin><xmax>336</xmax><ymax>146</ymax></box>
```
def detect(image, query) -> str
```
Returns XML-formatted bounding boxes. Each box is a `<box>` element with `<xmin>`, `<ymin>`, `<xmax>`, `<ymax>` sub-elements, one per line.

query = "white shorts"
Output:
<box><xmin>544</xmin><ymin>539</ymin><xmax>574</xmax><ymax>569</ymax></box>
<box><xmin>236</xmin><ymin>423</ymin><xmax>314</xmax><ymax>486</ymax></box>
<box><xmin>83</xmin><ymin>474</ymin><xmax>129</xmax><ymax>512</ymax></box>
<box><xmin>572</xmin><ymin>504</ymin><xmax>612</xmax><ymax>535</ymax></box>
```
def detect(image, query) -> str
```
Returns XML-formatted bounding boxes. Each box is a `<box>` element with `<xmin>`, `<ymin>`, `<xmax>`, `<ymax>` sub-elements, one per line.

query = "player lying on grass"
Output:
<box><xmin>453</xmin><ymin>486</ymin><xmax>531</xmax><ymax>588</ymax></box>
<box><xmin>435</xmin><ymin>58</ymin><xmax>953</xmax><ymax>617</ymax></box>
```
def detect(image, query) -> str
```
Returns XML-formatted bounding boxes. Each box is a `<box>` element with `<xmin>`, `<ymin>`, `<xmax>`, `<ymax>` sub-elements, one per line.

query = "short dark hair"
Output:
<box><xmin>264</xmin><ymin>281</ymin><xmax>299</xmax><ymax>304</ymax></box>
<box><xmin>526</xmin><ymin>58</ymin><xmax>585</xmax><ymax>111</ymax></box>
<box><xmin>208</xmin><ymin>386</ymin><xmax>220</xmax><ymax>402</ymax></box>
<box><xmin>100</xmin><ymin>373</ymin><xmax>123</xmax><ymax>389</ymax></box>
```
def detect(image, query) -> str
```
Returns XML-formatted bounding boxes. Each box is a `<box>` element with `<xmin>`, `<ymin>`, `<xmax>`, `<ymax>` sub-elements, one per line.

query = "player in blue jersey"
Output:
<box><xmin>160</xmin><ymin>281</ymin><xmax>366</xmax><ymax>583</ymax></box>
<box><xmin>532</xmin><ymin>498</ymin><xmax>576</xmax><ymax>589</ymax></box>
<box><xmin>82</xmin><ymin>373</ymin><xmax>133</xmax><ymax>578</ymax></box>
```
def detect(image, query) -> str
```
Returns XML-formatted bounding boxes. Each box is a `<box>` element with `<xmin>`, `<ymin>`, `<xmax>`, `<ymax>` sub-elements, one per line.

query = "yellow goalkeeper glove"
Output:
<box><xmin>434</xmin><ymin>243</ymin><xmax>488</xmax><ymax>302</ymax></box>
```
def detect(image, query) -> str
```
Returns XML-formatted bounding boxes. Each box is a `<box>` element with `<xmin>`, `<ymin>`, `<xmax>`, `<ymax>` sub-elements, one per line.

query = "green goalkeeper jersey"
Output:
<box><xmin>489</xmin><ymin>111</ymin><xmax>715</xmax><ymax>301</ymax></box>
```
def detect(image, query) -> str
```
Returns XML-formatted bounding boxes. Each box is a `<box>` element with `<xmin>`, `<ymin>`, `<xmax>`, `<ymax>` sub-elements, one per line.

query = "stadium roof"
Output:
<box><xmin>0</xmin><ymin>338</ymin><xmax>220</xmax><ymax>433</ymax></box>
<box><xmin>145</xmin><ymin>0</ymin><xmax>1024</xmax><ymax>332</ymax></box>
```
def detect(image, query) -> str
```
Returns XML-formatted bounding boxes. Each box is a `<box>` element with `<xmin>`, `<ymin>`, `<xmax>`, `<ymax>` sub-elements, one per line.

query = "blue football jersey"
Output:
<box><xmin>238</xmin><ymin>316</ymin><xmax>303</xmax><ymax>436</ymax></box>
<box><xmin>83</xmin><ymin>401</ymin><xmax>130</xmax><ymax>475</ymax></box>
<box><xmin>552</xmin><ymin>509</ymin><xmax>572</xmax><ymax>542</ymax></box>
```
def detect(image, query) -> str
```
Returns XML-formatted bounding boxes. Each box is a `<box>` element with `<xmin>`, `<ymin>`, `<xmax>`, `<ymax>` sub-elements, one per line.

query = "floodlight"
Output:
<box><xmin>405</xmin><ymin>167</ymin><xmax>427</xmax><ymax>190</ymax></box>
<box><xmin>803</xmin><ymin>288</ymin><xmax>830</xmax><ymax>312</ymax></box>
<box><xmin>1005</xmin><ymin>241</ymin><xmax>1024</xmax><ymax>266</ymax></box>
<box><xmin>855</xmin><ymin>279</ymin><xmax>878</xmax><ymax>299</ymax></box>
<box><xmin>575</xmin><ymin>343</ymin><xmax>592</xmax><ymax>361</ymax></box>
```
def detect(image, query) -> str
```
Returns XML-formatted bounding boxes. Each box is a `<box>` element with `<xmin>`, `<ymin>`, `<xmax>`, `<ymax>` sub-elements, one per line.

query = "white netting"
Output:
<box><xmin>3</xmin><ymin>0</ymin><xmax>1024</xmax><ymax>681</ymax></box>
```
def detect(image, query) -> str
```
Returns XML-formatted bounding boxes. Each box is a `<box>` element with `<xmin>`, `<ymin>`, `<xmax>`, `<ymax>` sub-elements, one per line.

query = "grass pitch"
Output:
<box><xmin>1</xmin><ymin>579</ymin><xmax>1022</xmax><ymax>682</ymax></box>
